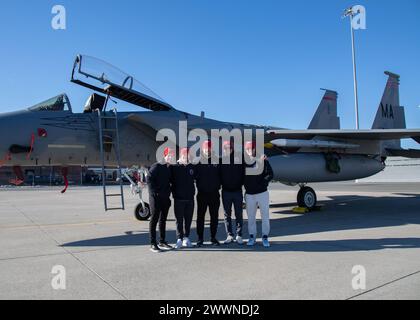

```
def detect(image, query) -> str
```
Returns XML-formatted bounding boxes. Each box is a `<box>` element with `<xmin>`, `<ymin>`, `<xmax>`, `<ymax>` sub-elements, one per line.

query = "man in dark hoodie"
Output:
<box><xmin>147</xmin><ymin>147</ymin><xmax>175</xmax><ymax>253</ymax></box>
<box><xmin>220</xmin><ymin>141</ymin><xmax>245</xmax><ymax>245</ymax></box>
<box><xmin>194</xmin><ymin>140</ymin><xmax>221</xmax><ymax>246</ymax></box>
<box><xmin>170</xmin><ymin>147</ymin><xmax>196</xmax><ymax>249</ymax></box>
<box><xmin>243</xmin><ymin>141</ymin><xmax>274</xmax><ymax>248</ymax></box>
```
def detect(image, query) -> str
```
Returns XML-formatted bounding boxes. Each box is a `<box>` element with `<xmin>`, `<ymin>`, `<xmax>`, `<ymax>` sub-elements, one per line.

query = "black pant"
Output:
<box><xmin>174</xmin><ymin>199</ymin><xmax>194</xmax><ymax>240</ymax></box>
<box><xmin>149</xmin><ymin>194</ymin><xmax>171</xmax><ymax>244</ymax></box>
<box><xmin>196</xmin><ymin>191</ymin><xmax>220</xmax><ymax>240</ymax></box>
<box><xmin>222</xmin><ymin>190</ymin><xmax>243</xmax><ymax>237</ymax></box>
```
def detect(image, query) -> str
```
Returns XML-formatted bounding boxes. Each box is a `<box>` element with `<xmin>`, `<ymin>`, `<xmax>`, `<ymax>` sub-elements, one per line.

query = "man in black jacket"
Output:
<box><xmin>195</xmin><ymin>140</ymin><xmax>221</xmax><ymax>246</ymax></box>
<box><xmin>147</xmin><ymin>147</ymin><xmax>175</xmax><ymax>253</ymax></box>
<box><xmin>243</xmin><ymin>141</ymin><xmax>274</xmax><ymax>248</ymax></box>
<box><xmin>220</xmin><ymin>141</ymin><xmax>245</xmax><ymax>245</ymax></box>
<box><xmin>170</xmin><ymin>147</ymin><xmax>196</xmax><ymax>249</ymax></box>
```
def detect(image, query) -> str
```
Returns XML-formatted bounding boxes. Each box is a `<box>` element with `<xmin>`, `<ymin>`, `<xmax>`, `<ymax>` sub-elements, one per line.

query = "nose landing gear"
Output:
<box><xmin>134</xmin><ymin>202</ymin><xmax>151</xmax><ymax>221</ymax></box>
<box><xmin>297</xmin><ymin>185</ymin><xmax>317</xmax><ymax>209</ymax></box>
<box><xmin>124</xmin><ymin>167</ymin><xmax>151</xmax><ymax>221</ymax></box>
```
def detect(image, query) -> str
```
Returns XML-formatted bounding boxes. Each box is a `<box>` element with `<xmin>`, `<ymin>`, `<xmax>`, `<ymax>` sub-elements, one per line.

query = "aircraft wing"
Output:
<box><xmin>266</xmin><ymin>129</ymin><xmax>420</xmax><ymax>141</ymax></box>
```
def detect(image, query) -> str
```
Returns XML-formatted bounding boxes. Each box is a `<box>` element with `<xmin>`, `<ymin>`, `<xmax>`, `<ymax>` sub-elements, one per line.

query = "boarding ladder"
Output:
<box><xmin>97</xmin><ymin>107</ymin><xmax>125</xmax><ymax>211</ymax></box>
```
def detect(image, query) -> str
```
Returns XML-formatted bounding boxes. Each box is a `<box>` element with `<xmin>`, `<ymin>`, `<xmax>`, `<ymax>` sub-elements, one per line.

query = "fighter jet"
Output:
<box><xmin>0</xmin><ymin>55</ymin><xmax>419</xmax><ymax>220</ymax></box>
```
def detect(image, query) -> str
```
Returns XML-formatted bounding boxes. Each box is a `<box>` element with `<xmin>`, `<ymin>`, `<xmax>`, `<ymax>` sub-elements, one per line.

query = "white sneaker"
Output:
<box><xmin>236</xmin><ymin>235</ymin><xmax>243</xmax><ymax>245</ymax></box>
<box><xmin>182</xmin><ymin>237</ymin><xmax>193</xmax><ymax>248</ymax></box>
<box><xmin>175</xmin><ymin>238</ymin><xmax>183</xmax><ymax>249</ymax></box>
<box><xmin>262</xmin><ymin>236</ymin><xmax>270</xmax><ymax>248</ymax></box>
<box><xmin>224</xmin><ymin>235</ymin><xmax>234</xmax><ymax>244</ymax></box>
<box><xmin>247</xmin><ymin>235</ymin><xmax>256</xmax><ymax>246</ymax></box>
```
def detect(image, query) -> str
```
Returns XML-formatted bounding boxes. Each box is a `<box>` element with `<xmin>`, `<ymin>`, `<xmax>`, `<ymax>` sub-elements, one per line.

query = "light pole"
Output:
<box><xmin>343</xmin><ymin>6</ymin><xmax>360</xmax><ymax>130</ymax></box>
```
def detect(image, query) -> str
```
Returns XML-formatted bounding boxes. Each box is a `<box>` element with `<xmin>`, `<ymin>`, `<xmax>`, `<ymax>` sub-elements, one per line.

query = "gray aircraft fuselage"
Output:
<box><xmin>0</xmin><ymin>105</ymin><xmax>385</xmax><ymax>184</ymax></box>
<box><xmin>2</xmin><ymin>56</ymin><xmax>418</xmax><ymax>214</ymax></box>
<box><xmin>6</xmin><ymin>57</ymin><xmax>413</xmax><ymax>187</ymax></box>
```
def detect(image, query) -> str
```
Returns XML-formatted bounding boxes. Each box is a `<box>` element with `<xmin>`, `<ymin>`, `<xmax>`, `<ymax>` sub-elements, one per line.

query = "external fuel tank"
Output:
<box><xmin>268</xmin><ymin>153</ymin><xmax>385</xmax><ymax>183</ymax></box>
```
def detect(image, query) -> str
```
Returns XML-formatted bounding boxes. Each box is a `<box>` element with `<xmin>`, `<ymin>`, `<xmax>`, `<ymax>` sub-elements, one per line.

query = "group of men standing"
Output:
<box><xmin>147</xmin><ymin>140</ymin><xmax>273</xmax><ymax>253</ymax></box>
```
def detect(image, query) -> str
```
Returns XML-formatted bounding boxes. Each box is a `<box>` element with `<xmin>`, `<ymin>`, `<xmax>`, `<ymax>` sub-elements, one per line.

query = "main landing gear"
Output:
<box><xmin>297</xmin><ymin>184</ymin><xmax>317</xmax><ymax>210</ymax></box>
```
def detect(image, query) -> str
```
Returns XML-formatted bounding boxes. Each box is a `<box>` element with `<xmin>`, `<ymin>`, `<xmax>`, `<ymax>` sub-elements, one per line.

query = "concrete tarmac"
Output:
<box><xmin>0</xmin><ymin>182</ymin><xmax>419</xmax><ymax>300</ymax></box>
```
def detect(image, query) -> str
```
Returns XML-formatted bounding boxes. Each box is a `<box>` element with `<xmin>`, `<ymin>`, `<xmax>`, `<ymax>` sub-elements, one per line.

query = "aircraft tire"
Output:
<box><xmin>297</xmin><ymin>186</ymin><xmax>317</xmax><ymax>209</ymax></box>
<box><xmin>134</xmin><ymin>202</ymin><xmax>151</xmax><ymax>221</ymax></box>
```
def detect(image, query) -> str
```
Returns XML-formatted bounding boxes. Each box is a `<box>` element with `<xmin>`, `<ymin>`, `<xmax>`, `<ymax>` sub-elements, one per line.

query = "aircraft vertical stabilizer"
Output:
<box><xmin>372</xmin><ymin>71</ymin><xmax>406</xmax><ymax>130</ymax></box>
<box><xmin>308</xmin><ymin>89</ymin><xmax>340</xmax><ymax>129</ymax></box>
<box><xmin>372</xmin><ymin>71</ymin><xmax>406</xmax><ymax>151</ymax></box>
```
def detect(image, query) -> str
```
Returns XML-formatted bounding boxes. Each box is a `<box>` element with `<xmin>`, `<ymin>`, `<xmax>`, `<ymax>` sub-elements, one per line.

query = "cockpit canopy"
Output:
<box><xmin>28</xmin><ymin>94</ymin><xmax>72</xmax><ymax>112</ymax></box>
<box><xmin>71</xmin><ymin>55</ymin><xmax>174</xmax><ymax>112</ymax></box>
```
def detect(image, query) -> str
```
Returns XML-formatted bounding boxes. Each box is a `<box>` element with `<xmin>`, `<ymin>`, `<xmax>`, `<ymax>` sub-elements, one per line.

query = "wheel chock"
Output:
<box><xmin>292</xmin><ymin>206</ymin><xmax>322</xmax><ymax>213</ymax></box>
<box><xmin>293</xmin><ymin>207</ymin><xmax>309</xmax><ymax>213</ymax></box>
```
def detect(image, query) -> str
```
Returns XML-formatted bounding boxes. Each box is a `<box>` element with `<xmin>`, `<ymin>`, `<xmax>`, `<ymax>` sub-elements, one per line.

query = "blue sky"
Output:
<box><xmin>0</xmin><ymin>0</ymin><xmax>419</xmax><ymax>146</ymax></box>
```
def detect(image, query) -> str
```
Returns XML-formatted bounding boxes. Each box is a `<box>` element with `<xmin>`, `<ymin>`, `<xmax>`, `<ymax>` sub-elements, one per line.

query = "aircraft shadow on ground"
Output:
<box><xmin>62</xmin><ymin>193</ymin><xmax>420</xmax><ymax>252</ymax></box>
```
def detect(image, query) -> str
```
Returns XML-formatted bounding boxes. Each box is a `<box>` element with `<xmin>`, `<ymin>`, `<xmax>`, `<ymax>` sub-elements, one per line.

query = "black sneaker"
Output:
<box><xmin>150</xmin><ymin>243</ymin><xmax>162</xmax><ymax>253</ymax></box>
<box><xmin>211</xmin><ymin>238</ymin><xmax>220</xmax><ymax>246</ymax></box>
<box><xmin>196</xmin><ymin>239</ymin><xmax>204</xmax><ymax>247</ymax></box>
<box><xmin>158</xmin><ymin>241</ymin><xmax>173</xmax><ymax>250</ymax></box>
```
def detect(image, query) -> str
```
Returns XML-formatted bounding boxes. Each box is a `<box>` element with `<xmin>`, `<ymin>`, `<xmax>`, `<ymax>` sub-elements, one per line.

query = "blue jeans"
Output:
<box><xmin>222</xmin><ymin>190</ymin><xmax>243</xmax><ymax>237</ymax></box>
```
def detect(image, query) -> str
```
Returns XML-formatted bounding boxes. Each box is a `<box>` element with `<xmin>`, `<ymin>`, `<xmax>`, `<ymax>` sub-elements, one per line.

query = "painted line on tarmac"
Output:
<box><xmin>347</xmin><ymin>268</ymin><xmax>420</xmax><ymax>300</ymax></box>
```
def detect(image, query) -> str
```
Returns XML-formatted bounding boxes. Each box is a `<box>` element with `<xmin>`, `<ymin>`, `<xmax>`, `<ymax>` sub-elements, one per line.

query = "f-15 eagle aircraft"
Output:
<box><xmin>0</xmin><ymin>55</ymin><xmax>419</xmax><ymax>220</ymax></box>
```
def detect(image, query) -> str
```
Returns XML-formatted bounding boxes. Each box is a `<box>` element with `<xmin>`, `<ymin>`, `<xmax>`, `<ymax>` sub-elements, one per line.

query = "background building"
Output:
<box><xmin>360</xmin><ymin>157</ymin><xmax>420</xmax><ymax>182</ymax></box>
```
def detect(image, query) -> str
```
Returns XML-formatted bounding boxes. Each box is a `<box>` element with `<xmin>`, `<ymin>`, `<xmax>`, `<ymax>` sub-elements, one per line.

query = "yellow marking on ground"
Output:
<box><xmin>292</xmin><ymin>207</ymin><xmax>310</xmax><ymax>213</ymax></box>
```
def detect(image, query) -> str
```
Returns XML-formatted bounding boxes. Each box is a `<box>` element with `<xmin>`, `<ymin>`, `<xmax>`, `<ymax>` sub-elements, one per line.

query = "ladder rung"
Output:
<box><xmin>99</xmin><ymin>108</ymin><xmax>124</xmax><ymax>212</ymax></box>
<box><xmin>106</xmin><ymin>207</ymin><xmax>124</xmax><ymax>211</ymax></box>
<box><xmin>106</xmin><ymin>193</ymin><xmax>123</xmax><ymax>197</ymax></box>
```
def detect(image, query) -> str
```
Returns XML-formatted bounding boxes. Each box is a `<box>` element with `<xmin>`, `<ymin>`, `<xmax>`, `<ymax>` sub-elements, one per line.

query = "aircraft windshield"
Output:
<box><xmin>28</xmin><ymin>94</ymin><xmax>72</xmax><ymax>112</ymax></box>
<box><xmin>71</xmin><ymin>55</ymin><xmax>173</xmax><ymax>111</ymax></box>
